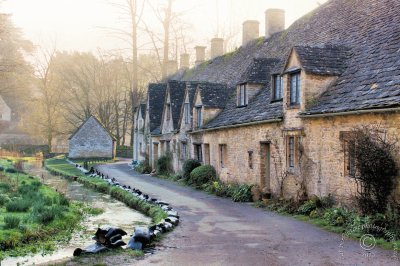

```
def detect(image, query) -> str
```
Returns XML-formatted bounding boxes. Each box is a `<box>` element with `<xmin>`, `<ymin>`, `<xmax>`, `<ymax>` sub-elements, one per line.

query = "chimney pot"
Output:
<box><xmin>166</xmin><ymin>60</ymin><xmax>178</xmax><ymax>77</ymax></box>
<box><xmin>242</xmin><ymin>20</ymin><xmax>260</xmax><ymax>46</ymax></box>
<box><xmin>194</xmin><ymin>46</ymin><xmax>206</xmax><ymax>65</ymax></box>
<box><xmin>265</xmin><ymin>9</ymin><xmax>285</xmax><ymax>38</ymax></box>
<box><xmin>210</xmin><ymin>38</ymin><xmax>224</xmax><ymax>58</ymax></box>
<box><xmin>180</xmin><ymin>53</ymin><xmax>190</xmax><ymax>69</ymax></box>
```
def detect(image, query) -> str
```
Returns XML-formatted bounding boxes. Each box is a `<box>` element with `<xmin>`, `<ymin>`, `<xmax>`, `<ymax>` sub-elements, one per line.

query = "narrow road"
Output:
<box><xmin>98</xmin><ymin>161</ymin><xmax>397</xmax><ymax>266</ymax></box>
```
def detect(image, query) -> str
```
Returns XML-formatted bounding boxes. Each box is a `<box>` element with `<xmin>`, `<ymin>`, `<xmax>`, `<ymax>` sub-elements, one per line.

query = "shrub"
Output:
<box><xmin>297</xmin><ymin>199</ymin><xmax>318</xmax><ymax>215</ymax></box>
<box><xmin>182</xmin><ymin>159</ymin><xmax>201</xmax><ymax>181</ymax></box>
<box><xmin>189</xmin><ymin>165</ymin><xmax>216</xmax><ymax>187</ymax></box>
<box><xmin>320</xmin><ymin>194</ymin><xmax>335</xmax><ymax>209</ymax></box>
<box><xmin>229</xmin><ymin>184</ymin><xmax>253</xmax><ymax>202</ymax></box>
<box><xmin>6</xmin><ymin>199</ymin><xmax>32</xmax><ymax>212</ymax></box>
<box><xmin>348</xmin><ymin>126</ymin><xmax>398</xmax><ymax>214</ymax></box>
<box><xmin>0</xmin><ymin>183</ymin><xmax>12</xmax><ymax>193</ymax></box>
<box><xmin>4</xmin><ymin>216</ymin><xmax>21</xmax><ymax>229</ymax></box>
<box><xmin>36</xmin><ymin>207</ymin><xmax>56</xmax><ymax>224</ymax></box>
<box><xmin>134</xmin><ymin>159</ymin><xmax>152</xmax><ymax>174</ymax></box>
<box><xmin>58</xmin><ymin>194</ymin><xmax>70</xmax><ymax>206</ymax></box>
<box><xmin>0</xmin><ymin>166</ymin><xmax>4</xmax><ymax>171</ymax></box>
<box><xmin>0</xmin><ymin>194</ymin><xmax>11</xmax><ymax>206</ymax></box>
<box><xmin>5</xmin><ymin>168</ymin><xmax>17</xmax><ymax>173</ymax></box>
<box><xmin>323</xmin><ymin>208</ymin><xmax>350</xmax><ymax>226</ymax></box>
<box><xmin>156</xmin><ymin>153</ymin><xmax>173</xmax><ymax>175</ymax></box>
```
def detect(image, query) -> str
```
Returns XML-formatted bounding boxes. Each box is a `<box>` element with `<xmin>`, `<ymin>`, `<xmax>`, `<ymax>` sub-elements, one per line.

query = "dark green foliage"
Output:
<box><xmin>0</xmin><ymin>194</ymin><xmax>10</xmax><ymax>206</ymax></box>
<box><xmin>4</xmin><ymin>216</ymin><xmax>21</xmax><ymax>229</ymax></box>
<box><xmin>320</xmin><ymin>194</ymin><xmax>335</xmax><ymax>209</ymax></box>
<box><xmin>348</xmin><ymin>127</ymin><xmax>398</xmax><ymax>214</ymax></box>
<box><xmin>230</xmin><ymin>184</ymin><xmax>253</xmax><ymax>202</ymax></box>
<box><xmin>5</xmin><ymin>168</ymin><xmax>17</xmax><ymax>173</ymax></box>
<box><xmin>189</xmin><ymin>165</ymin><xmax>216</xmax><ymax>187</ymax></box>
<box><xmin>182</xmin><ymin>159</ymin><xmax>201</xmax><ymax>181</ymax></box>
<box><xmin>156</xmin><ymin>153</ymin><xmax>173</xmax><ymax>175</ymax></box>
<box><xmin>0</xmin><ymin>166</ymin><xmax>4</xmax><ymax>171</ymax></box>
<box><xmin>323</xmin><ymin>208</ymin><xmax>350</xmax><ymax>226</ymax></box>
<box><xmin>6</xmin><ymin>199</ymin><xmax>32</xmax><ymax>212</ymax></box>
<box><xmin>58</xmin><ymin>193</ymin><xmax>70</xmax><ymax>206</ymax></box>
<box><xmin>134</xmin><ymin>159</ymin><xmax>152</xmax><ymax>174</ymax></box>
<box><xmin>297</xmin><ymin>199</ymin><xmax>318</xmax><ymax>215</ymax></box>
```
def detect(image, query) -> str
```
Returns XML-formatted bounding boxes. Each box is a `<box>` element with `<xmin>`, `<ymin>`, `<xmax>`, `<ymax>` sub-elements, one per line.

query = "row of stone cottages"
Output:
<box><xmin>133</xmin><ymin>0</ymin><xmax>400</xmax><ymax>203</ymax></box>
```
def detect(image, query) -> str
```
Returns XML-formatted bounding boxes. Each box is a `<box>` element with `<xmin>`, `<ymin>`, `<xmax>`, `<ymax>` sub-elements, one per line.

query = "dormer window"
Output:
<box><xmin>237</xmin><ymin>84</ymin><xmax>247</xmax><ymax>107</ymax></box>
<box><xmin>273</xmin><ymin>75</ymin><xmax>283</xmax><ymax>100</ymax></box>
<box><xmin>184</xmin><ymin>103</ymin><xmax>190</xmax><ymax>124</ymax></box>
<box><xmin>290</xmin><ymin>72</ymin><xmax>301</xmax><ymax>105</ymax></box>
<box><xmin>196</xmin><ymin>106</ymin><xmax>202</xmax><ymax>128</ymax></box>
<box><xmin>166</xmin><ymin>103</ymin><xmax>171</xmax><ymax>120</ymax></box>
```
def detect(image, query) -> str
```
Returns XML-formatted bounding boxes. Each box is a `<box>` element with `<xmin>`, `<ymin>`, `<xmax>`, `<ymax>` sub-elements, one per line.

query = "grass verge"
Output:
<box><xmin>45</xmin><ymin>156</ymin><xmax>167</xmax><ymax>224</ymax></box>
<box><xmin>0</xmin><ymin>158</ymin><xmax>85</xmax><ymax>260</ymax></box>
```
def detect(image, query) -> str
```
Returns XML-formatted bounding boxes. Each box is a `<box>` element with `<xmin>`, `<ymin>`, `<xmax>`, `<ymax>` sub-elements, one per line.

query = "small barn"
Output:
<box><xmin>68</xmin><ymin>116</ymin><xmax>116</xmax><ymax>159</ymax></box>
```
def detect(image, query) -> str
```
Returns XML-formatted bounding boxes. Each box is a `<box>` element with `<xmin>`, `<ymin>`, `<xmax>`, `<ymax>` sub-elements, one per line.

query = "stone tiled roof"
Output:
<box><xmin>171</xmin><ymin>0</ymin><xmax>400</xmax><ymax>125</ymax></box>
<box><xmin>291</xmin><ymin>45</ymin><xmax>352</xmax><ymax>76</ymax></box>
<box><xmin>197</xmin><ymin>83</ymin><xmax>232</xmax><ymax>109</ymax></box>
<box><xmin>167</xmin><ymin>81</ymin><xmax>186</xmax><ymax>129</ymax></box>
<box><xmin>240</xmin><ymin>58</ymin><xmax>280</xmax><ymax>84</ymax></box>
<box><xmin>148</xmin><ymin>83</ymin><xmax>167</xmax><ymax>134</ymax></box>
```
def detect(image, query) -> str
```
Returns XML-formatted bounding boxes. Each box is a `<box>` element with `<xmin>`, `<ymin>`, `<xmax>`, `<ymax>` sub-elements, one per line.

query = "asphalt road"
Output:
<box><xmin>98</xmin><ymin>160</ymin><xmax>398</xmax><ymax>266</ymax></box>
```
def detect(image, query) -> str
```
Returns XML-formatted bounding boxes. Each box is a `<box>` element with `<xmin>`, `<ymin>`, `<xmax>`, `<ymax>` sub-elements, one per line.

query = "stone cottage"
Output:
<box><xmin>134</xmin><ymin>0</ymin><xmax>400</xmax><ymax>202</ymax></box>
<box><xmin>69</xmin><ymin>116</ymin><xmax>116</xmax><ymax>159</ymax></box>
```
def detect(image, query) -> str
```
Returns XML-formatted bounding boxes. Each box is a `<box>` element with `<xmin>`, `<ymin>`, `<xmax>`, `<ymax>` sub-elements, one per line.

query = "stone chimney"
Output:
<box><xmin>180</xmin><ymin>53</ymin><xmax>190</xmax><ymax>69</ymax></box>
<box><xmin>242</xmin><ymin>20</ymin><xmax>260</xmax><ymax>45</ymax></box>
<box><xmin>194</xmin><ymin>46</ymin><xmax>206</xmax><ymax>65</ymax></box>
<box><xmin>166</xmin><ymin>60</ymin><xmax>177</xmax><ymax>77</ymax></box>
<box><xmin>210</xmin><ymin>38</ymin><xmax>224</xmax><ymax>58</ymax></box>
<box><xmin>265</xmin><ymin>9</ymin><xmax>285</xmax><ymax>38</ymax></box>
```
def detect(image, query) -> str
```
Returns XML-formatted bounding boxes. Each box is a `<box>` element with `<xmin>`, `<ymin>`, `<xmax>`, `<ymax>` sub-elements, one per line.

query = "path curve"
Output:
<box><xmin>98</xmin><ymin>160</ymin><xmax>397</xmax><ymax>266</ymax></box>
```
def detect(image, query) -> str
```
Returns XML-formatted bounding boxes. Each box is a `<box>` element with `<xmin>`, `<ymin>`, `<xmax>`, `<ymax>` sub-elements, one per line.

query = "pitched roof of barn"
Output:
<box><xmin>148</xmin><ymin>83</ymin><xmax>167</xmax><ymax>134</ymax></box>
<box><xmin>69</xmin><ymin>116</ymin><xmax>116</xmax><ymax>141</ymax></box>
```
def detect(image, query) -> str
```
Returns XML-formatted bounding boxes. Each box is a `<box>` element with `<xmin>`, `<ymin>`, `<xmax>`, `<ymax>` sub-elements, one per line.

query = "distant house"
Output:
<box><xmin>68</xmin><ymin>116</ymin><xmax>116</xmax><ymax>159</ymax></box>
<box><xmin>0</xmin><ymin>95</ymin><xmax>11</xmax><ymax>122</ymax></box>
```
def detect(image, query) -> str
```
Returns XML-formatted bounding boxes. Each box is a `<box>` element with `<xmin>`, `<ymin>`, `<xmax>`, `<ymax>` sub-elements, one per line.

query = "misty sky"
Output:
<box><xmin>3</xmin><ymin>0</ymin><xmax>328</xmax><ymax>55</ymax></box>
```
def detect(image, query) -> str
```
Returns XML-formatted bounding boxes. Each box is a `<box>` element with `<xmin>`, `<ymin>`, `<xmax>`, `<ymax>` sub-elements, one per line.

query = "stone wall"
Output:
<box><xmin>69</xmin><ymin>117</ymin><xmax>115</xmax><ymax>159</ymax></box>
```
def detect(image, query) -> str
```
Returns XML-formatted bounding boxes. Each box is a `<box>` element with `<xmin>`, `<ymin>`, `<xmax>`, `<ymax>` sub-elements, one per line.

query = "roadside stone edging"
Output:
<box><xmin>46</xmin><ymin>159</ymin><xmax>179</xmax><ymax>250</ymax></box>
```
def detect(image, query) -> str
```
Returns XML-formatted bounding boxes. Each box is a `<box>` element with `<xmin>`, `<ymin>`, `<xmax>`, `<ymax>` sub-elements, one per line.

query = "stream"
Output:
<box><xmin>2</xmin><ymin>160</ymin><xmax>152</xmax><ymax>266</ymax></box>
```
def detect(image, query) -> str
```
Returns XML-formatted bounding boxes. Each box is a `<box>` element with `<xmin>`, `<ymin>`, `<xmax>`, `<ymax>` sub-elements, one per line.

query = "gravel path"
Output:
<box><xmin>98</xmin><ymin>160</ymin><xmax>398</xmax><ymax>266</ymax></box>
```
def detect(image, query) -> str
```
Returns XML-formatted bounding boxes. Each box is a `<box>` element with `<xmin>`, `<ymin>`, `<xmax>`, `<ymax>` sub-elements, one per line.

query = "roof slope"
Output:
<box><xmin>240</xmin><ymin>58</ymin><xmax>280</xmax><ymax>84</ymax></box>
<box><xmin>291</xmin><ymin>45</ymin><xmax>351</xmax><ymax>76</ymax></box>
<box><xmin>148</xmin><ymin>83</ymin><xmax>167</xmax><ymax>134</ymax></box>
<box><xmin>173</xmin><ymin>0</ymin><xmax>400</xmax><ymax>124</ymax></box>
<box><xmin>139</xmin><ymin>103</ymin><xmax>146</xmax><ymax>119</ymax></box>
<box><xmin>69</xmin><ymin>116</ymin><xmax>116</xmax><ymax>141</ymax></box>
<box><xmin>197</xmin><ymin>83</ymin><xmax>232</xmax><ymax>109</ymax></box>
<box><xmin>168</xmin><ymin>81</ymin><xmax>186</xmax><ymax>129</ymax></box>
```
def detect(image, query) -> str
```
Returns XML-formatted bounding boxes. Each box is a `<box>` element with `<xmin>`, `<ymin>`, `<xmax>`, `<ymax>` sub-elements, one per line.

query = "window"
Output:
<box><xmin>273</xmin><ymin>75</ymin><xmax>283</xmax><ymax>100</ymax></box>
<box><xmin>196</xmin><ymin>106</ymin><xmax>202</xmax><ymax>128</ymax></box>
<box><xmin>166</xmin><ymin>141</ymin><xmax>170</xmax><ymax>153</ymax></box>
<box><xmin>204</xmin><ymin>144</ymin><xmax>210</xmax><ymax>165</ymax></box>
<box><xmin>286</xmin><ymin>135</ymin><xmax>302</xmax><ymax>172</ymax></box>
<box><xmin>290</xmin><ymin>72</ymin><xmax>301</xmax><ymax>105</ymax></box>
<box><xmin>166</xmin><ymin>103</ymin><xmax>171</xmax><ymax>120</ymax></box>
<box><xmin>184</xmin><ymin>103</ymin><xmax>190</xmax><ymax>124</ymax></box>
<box><xmin>219</xmin><ymin>144</ymin><xmax>227</xmax><ymax>168</ymax></box>
<box><xmin>248</xmin><ymin>151</ymin><xmax>253</xmax><ymax>169</ymax></box>
<box><xmin>194</xmin><ymin>144</ymin><xmax>202</xmax><ymax>162</ymax></box>
<box><xmin>341</xmin><ymin>132</ymin><xmax>356</xmax><ymax>177</ymax></box>
<box><xmin>237</xmin><ymin>84</ymin><xmax>247</xmax><ymax>106</ymax></box>
<box><xmin>181</xmin><ymin>143</ymin><xmax>187</xmax><ymax>160</ymax></box>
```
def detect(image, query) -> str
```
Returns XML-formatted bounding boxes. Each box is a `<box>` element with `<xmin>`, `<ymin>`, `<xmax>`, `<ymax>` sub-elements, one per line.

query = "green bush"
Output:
<box><xmin>134</xmin><ymin>159</ymin><xmax>152</xmax><ymax>174</ymax></box>
<box><xmin>182</xmin><ymin>159</ymin><xmax>201</xmax><ymax>181</ymax></box>
<box><xmin>58</xmin><ymin>194</ymin><xmax>70</xmax><ymax>206</ymax></box>
<box><xmin>4</xmin><ymin>216</ymin><xmax>21</xmax><ymax>229</ymax></box>
<box><xmin>320</xmin><ymin>194</ymin><xmax>335</xmax><ymax>209</ymax></box>
<box><xmin>323</xmin><ymin>208</ymin><xmax>350</xmax><ymax>226</ymax></box>
<box><xmin>5</xmin><ymin>168</ymin><xmax>17</xmax><ymax>173</ymax></box>
<box><xmin>0</xmin><ymin>194</ymin><xmax>11</xmax><ymax>206</ymax></box>
<box><xmin>6</xmin><ymin>199</ymin><xmax>32</xmax><ymax>212</ymax></box>
<box><xmin>156</xmin><ymin>153</ymin><xmax>173</xmax><ymax>175</ymax></box>
<box><xmin>0</xmin><ymin>166</ymin><xmax>4</xmax><ymax>171</ymax></box>
<box><xmin>189</xmin><ymin>165</ymin><xmax>216</xmax><ymax>187</ymax></box>
<box><xmin>0</xmin><ymin>183</ymin><xmax>12</xmax><ymax>192</ymax></box>
<box><xmin>297</xmin><ymin>199</ymin><xmax>318</xmax><ymax>215</ymax></box>
<box><xmin>229</xmin><ymin>184</ymin><xmax>253</xmax><ymax>202</ymax></box>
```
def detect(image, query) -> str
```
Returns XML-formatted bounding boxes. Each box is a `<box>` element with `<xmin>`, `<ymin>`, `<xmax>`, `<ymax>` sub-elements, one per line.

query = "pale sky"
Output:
<box><xmin>2</xmin><ymin>0</ymin><xmax>328</xmax><ymax>56</ymax></box>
